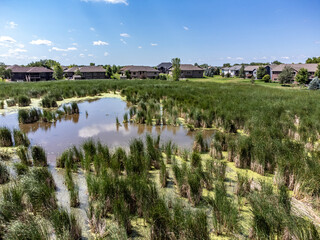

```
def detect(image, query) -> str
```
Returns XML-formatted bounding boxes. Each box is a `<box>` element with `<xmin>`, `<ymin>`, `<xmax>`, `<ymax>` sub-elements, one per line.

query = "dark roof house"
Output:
<box><xmin>169</xmin><ymin>64</ymin><xmax>204</xmax><ymax>78</ymax></box>
<box><xmin>8</xmin><ymin>65</ymin><xmax>53</xmax><ymax>82</ymax></box>
<box><xmin>120</xmin><ymin>66</ymin><xmax>160</xmax><ymax>79</ymax></box>
<box><xmin>157</xmin><ymin>62</ymin><xmax>172</xmax><ymax>74</ymax></box>
<box><xmin>64</xmin><ymin>66</ymin><xmax>106</xmax><ymax>79</ymax></box>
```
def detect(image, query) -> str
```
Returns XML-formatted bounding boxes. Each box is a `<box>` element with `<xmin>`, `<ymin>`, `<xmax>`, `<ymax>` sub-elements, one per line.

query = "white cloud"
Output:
<box><xmin>120</xmin><ymin>39</ymin><xmax>127</xmax><ymax>44</ymax></box>
<box><xmin>9</xmin><ymin>48</ymin><xmax>27</xmax><ymax>54</ymax></box>
<box><xmin>138</xmin><ymin>46</ymin><xmax>142</xmax><ymax>49</ymax></box>
<box><xmin>90</xmin><ymin>27</ymin><xmax>95</xmax><ymax>31</ymax></box>
<box><xmin>6</xmin><ymin>21</ymin><xmax>18</xmax><ymax>29</ymax></box>
<box><xmin>93</xmin><ymin>40</ymin><xmax>109</xmax><ymax>46</ymax></box>
<box><xmin>72</xmin><ymin>43</ymin><xmax>78</xmax><ymax>46</ymax></box>
<box><xmin>281</xmin><ymin>56</ymin><xmax>290</xmax><ymax>60</ymax></box>
<box><xmin>151</xmin><ymin>43</ymin><xmax>158</xmax><ymax>46</ymax></box>
<box><xmin>62</xmin><ymin>53</ymin><xmax>67</xmax><ymax>57</ymax></box>
<box><xmin>51</xmin><ymin>47</ymin><xmax>77</xmax><ymax>52</ymax></box>
<box><xmin>0</xmin><ymin>36</ymin><xmax>16</xmax><ymax>44</ymax></box>
<box><xmin>88</xmin><ymin>54</ymin><xmax>94</xmax><ymax>57</ymax></box>
<box><xmin>236</xmin><ymin>57</ymin><xmax>244</xmax><ymax>60</ymax></box>
<box><xmin>30</xmin><ymin>39</ymin><xmax>52</xmax><ymax>46</ymax></box>
<box><xmin>120</xmin><ymin>33</ymin><xmax>130</xmax><ymax>38</ymax></box>
<box><xmin>79</xmin><ymin>53</ymin><xmax>85</xmax><ymax>57</ymax></box>
<box><xmin>183</xmin><ymin>26</ymin><xmax>189</xmax><ymax>31</ymax></box>
<box><xmin>315</xmin><ymin>41</ymin><xmax>320</xmax><ymax>44</ymax></box>
<box><xmin>81</xmin><ymin>0</ymin><xmax>128</xmax><ymax>6</ymax></box>
<box><xmin>104</xmin><ymin>52</ymin><xmax>109</xmax><ymax>56</ymax></box>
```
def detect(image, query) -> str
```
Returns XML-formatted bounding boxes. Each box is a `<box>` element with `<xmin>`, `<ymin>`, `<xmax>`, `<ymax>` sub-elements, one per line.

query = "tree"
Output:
<box><xmin>223</xmin><ymin>63</ymin><xmax>231</xmax><ymax>68</ymax></box>
<box><xmin>278</xmin><ymin>66</ymin><xmax>294</xmax><ymax>84</ymax></box>
<box><xmin>271</xmin><ymin>60</ymin><xmax>282</xmax><ymax>65</ymax></box>
<box><xmin>262</xmin><ymin>74</ymin><xmax>270</xmax><ymax>83</ymax></box>
<box><xmin>90</xmin><ymin>63</ymin><xmax>95</xmax><ymax>66</ymax></box>
<box><xmin>27</xmin><ymin>59</ymin><xmax>60</xmax><ymax>69</ymax></box>
<box><xmin>125</xmin><ymin>70</ymin><xmax>131</xmax><ymax>79</ymax></box>
<box><xmin>106</xmin><ymin>65</ymin><xmax>113</xmax><ymax>79</ymax></box>
<box><xmin>75</xmin><ymin>69</ymin><xmax>82</xmax><ymax>76</ymax></box>
<box><xmin>257</xmin><ymin>67</ymin><xmax>267</xmax><ymax>79</ymax></box>
<box><xmin>306</xmin><ymin>57</ymin><xmax>320</xmax><ymax>64</ymax></box>
<box><xmin>53</xmin><ymin>64</ymin><xmax>64</xmax><ymax>80</ymax></box>
<box><xmin>0</xmin><ymin>65</ymin><xmax>11</xmax><ymax>79</ymax></box>
<box><xmin>112</xmin><ymin>65</ymin><xmax>118</xmax><ymax>74</ymax></box>
<box><xmin>295</xmin><ymin>68</ymin><xmax>309</xmax><ymax>85</ymax></box>
<box><xmin>239</xmin><ymin>65</ymin><xmax>245</xmax><ymax>79</ymax></box>
<box><xmin>172</xmin><ymin>58</ymin><xmax>181</xmax><ymax>81</ymax></box>
<box><xmin>315</xmin><ymin>64</ymin><xmax>320</xmax><ymax>78</ymax></box>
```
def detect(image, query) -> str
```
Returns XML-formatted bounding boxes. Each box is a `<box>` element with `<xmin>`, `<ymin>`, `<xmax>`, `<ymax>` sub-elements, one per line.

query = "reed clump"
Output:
<box><xmin>0</xmin><ymin>162</ymin><xmax>10</xmax><ymax>184</ymax></box>
<box><xmin>31</xmin><ymin>146</ymin><xmax>47</xmax><ymax>167</ymax></box>
<box><xmin>0</xmin><ymin>127</ymin><xmax>13</xmax><ymax>147</ymax></box>
<box><xmin>17</xmin><ymin>95</ymin><xmax>31</xmax><ymax>107</ymax></box>
<box><xmin>13</xmin><ymin>129</ymin><xmax>30</xmax><ymax>147</ymax></box>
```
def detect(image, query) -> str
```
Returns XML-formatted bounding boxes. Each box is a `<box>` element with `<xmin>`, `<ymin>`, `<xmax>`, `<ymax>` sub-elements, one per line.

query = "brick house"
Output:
<box><xmin>7</xmin><ymin>65</ymin><xmax>53</xmax><ymax>82</ymax></box>
<box><xmin>169</xmin><ymin>64</ymin><xmax>204</xmax><ymax>78</ymax></box>
<box><xmin>271</xmin><ymin>64</ymin><xmax>318</xmax><ymax>82</ymax></box>
<box><xmin>120</xmin><ymin>66</ymin><xmax>160</xmax><ymax>79</ymax></box>
<box><xmin>64</xmin><ymin>66</ymin><xmax>106</xmax><ymax>79</ymax></box>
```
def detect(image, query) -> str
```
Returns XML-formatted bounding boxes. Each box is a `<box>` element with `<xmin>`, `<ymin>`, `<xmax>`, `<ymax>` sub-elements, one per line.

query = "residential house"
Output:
<box><xmin>157</xmin><ymin>62</ymin><xmax>172</xmax><ymax>74</ymax></box>
<box><xmin>7</xmin><ymin>65</ymin><xmax>53</xmax><ymax>82</ymax></box>
<box><xmin>244</xmin><ymin>65</ymin><xmax>273</xmax><ymax>79</ymax></box>
<box><xmin>221</xmin><ymin>65</ymin><xmax>242</xmax><ymax>77</ymax></box>
<box><xmin>271</xmin><ymin>64</ymin><xmax>318</xmax><ymax>82</ymax></box>
<box><xmin>169</xmin><ymin>64</ymin><xmax>204</xmax><ymax>78</ymax></box>
<box><xmin>120</xmin><ymin>66</ymin><xmax>160</xmax><ymax>79</ymax></box>
<box><xmin>64</xmin><ymin>66</ymin><xmax>106</xmax><ymax>79</ymax></box>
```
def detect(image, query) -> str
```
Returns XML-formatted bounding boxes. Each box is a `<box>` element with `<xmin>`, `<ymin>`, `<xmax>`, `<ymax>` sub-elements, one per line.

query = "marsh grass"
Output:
<box><xmin>65</xmin><ymin>168</ymin><xmax>80</xmax><ymax>208</ymax></box>
<box><xmin>18</xmin><ymin>108</ymin><xmax>41</xmax><ymax>124</ymax></box>
<box><xmin>50</xmin><ymin>208</ymin><xmax>82</xmax><ymax>240</ymax></box>
<box><xmin>0</xmin><ymin>127</ymin><xmax>13</xmax><ymax>147</ymax></box>
<box><xmin>13</xmin><ymin>129</ymin><xmax>30</xmax><ymax>147</ymax></box>
<box><xmin>6</xmin><ymin>99</ymin><xmax>16</xmax><ymax>107</ymax></box>
<box><xmin>0</xmin><ymin>162</ymin><xmax>10</xmax><ymax>184</ymax></box>
<box><xmin>31</xmin><ymin>146</ymin><xmax>47</xmax><ymax>167</ymax></box>
<box><xmin>14</xmin><ymin>162</ymin><xmax>29</xmax><ymax>176</ymax></box>
<box><xmin>17</xmin><ymin>146</ymin><xmax>31</xmax><ymax>165</ymax></box>
<box><xmin>17</xmin><ymin>95</ymin><xmax>31</xmax><ymax>107</ymax></box>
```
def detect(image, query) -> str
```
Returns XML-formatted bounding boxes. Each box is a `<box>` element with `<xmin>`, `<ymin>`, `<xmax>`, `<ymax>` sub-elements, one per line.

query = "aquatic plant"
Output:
<box><xmin>193</xmin><ymin>132</ymin><xmax>206</xmax><ymax>152</ymax></box>
<box><xmin>0</xmin><ymin>184</ymin><xmax>24</xmax><ymax>223</ymax></box>
<box><xmin>159</xmin><ymin>160</ymin><xmax>168</xmax><ymax>188</ymax></box>
<box><xmin>14</xmin><ymin>162</ymin><xmax>28</xmax><ymax>176</ymax></box>
<box><xmin>18</xmin><ymin>108</ymin><xmax>41</xmax><ymax>124</ymax></box>
<box><xmin>6</xmin><ymin>99</ymin><xmax>16</xmax><ymax>107</ymax></box>
<box><xmin>65</xmin><ymin>168</ymin><xmax>80</xmax><ymax>208</ymax></box>
<box><xmin>17</xmin><ymin>95</ymin><xmax>31</xmax><ymax>107</ymax></box>
<box><xmin>0</xmin><ymin>100</ymin><xmax>4</xmax><ymax>109</ymax></box>
<box><xmin>123</xmin><ymin>112</ymin><xmax>128</xmax><ymax>123</ymax></box>
<box><xmin>0</xmin><ymin>162</ymin><xmax>10</xmax><ymax>184</ymax></box>
<box><xmin>41</xmin><ymin>96</ymin><xmax>58</xmax><ymax>108</ymax></box>
<box><xmin>31</xmin><ymin>146</ymin><xmax>47</xmax><ymax>167</ymax></box>
<box><xmin>13</xmin><ymin>129</ymin><xmax>30</xmax><ymax>147</ymax></box>
<box><xmin>0</xmin><ymin>127</ymin><xmax>13</xmax><ymax>147</ymax></box>
<box><xmin>50</xmin><ymin>208</ymin><xmax>82</xmax><ymax>240</ymax></box>
<box><xmin>17</xmin><ymin>146</ymin><xmax>30</xmax><ymax>165</ymax></box>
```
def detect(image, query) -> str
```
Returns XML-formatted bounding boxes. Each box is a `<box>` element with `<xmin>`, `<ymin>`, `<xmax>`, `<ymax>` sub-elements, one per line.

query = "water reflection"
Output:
<box><xmin>0</xmin><ymin>97</ymin><xmax>214</xmax><ymax>156</ymax></box>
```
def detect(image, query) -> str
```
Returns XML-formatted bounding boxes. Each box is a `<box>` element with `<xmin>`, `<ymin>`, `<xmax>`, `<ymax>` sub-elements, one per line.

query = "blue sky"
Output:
<box><xmin>0</xmin><ymin>0</ymin><xmax>319</xmax><ymax>66</ymax></box>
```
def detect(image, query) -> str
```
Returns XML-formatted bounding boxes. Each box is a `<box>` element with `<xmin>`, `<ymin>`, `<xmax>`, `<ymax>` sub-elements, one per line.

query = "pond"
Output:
<box><xmin>0</xmin><ymin>96</ymin><xmax>215</xmax><ymax>239</ymax></box>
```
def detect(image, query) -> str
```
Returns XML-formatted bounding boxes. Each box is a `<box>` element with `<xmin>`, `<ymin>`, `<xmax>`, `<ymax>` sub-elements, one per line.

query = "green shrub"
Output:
<box><xmin>17</xmin><ymin>95</ymin><xmax>31</xmax><ymax>107</ymax></box>
<box><xmin>41</xmin><ymin>96</ymin><xmax>58</xmax><ymax>108</ymax></box>
<box><xmin>262</xmin><ymin>74</ymin><xmax>270</xmax><ymax>82</ymax></box>
<box><xmin>13</xmin><ymin>129</ymin><xmax>30</xmax><ymax>147</ymax></box>
<box><xmin>0</xmin><ymin>127</ymin><xmax>13</xmax><ymax>147</ymax></box>
<box><xmin>31</xmin><ymin>146</ymin><xmax>47</xmax><ymax>167</ymax></box>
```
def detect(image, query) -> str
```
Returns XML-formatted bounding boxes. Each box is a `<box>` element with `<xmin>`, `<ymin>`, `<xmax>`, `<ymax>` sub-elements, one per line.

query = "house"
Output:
<box><xmin>120</xmin><ymin>66</ymin><xmax>160</xmax><ymax>79</ymax></box>
<box><xmin>271</xmin><ymin>64</ymin><xmax>318</xmax><ymax>82</ymax></box>
<box><xmin>168</xmin><ymin>64</ymin><xmax>204</xmax><ymax>78</ymax></box>
<box><xmin>244</xmin><ymin>65</ymin><xmax>273</xmax><ymax>79</ymax></box>
<box><xmin>64</xmin><ymin>66</ymin><xmax>106</xmax><ymax>79</ymax></box>
<box><xmin>7</xmin><ymin>65</ymin><xmax>53</xmax><ymax>82</ymax></box>
<box><xmin>221</xmin><ymin>65</ymin><xmax>242</xmax><ymax>77</ymax></box>
<box><xmin>157</xmin><ymin>62</ymin><xmax>172</xmax><ymax>74</ymax></box>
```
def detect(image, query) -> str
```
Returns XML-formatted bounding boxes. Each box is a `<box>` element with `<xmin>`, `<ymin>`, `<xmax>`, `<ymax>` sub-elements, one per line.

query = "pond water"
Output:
<box><xmin>0</xmin><ymin>97</ymin><xmax>214</xmax><ymax>239</ymax></box>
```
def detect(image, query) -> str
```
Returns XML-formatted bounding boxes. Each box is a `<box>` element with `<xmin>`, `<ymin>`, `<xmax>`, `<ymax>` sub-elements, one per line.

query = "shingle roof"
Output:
<box><xmin>7</xmin><ymin>65</ymin><xmax>53</xmax><ymax>73</ymax></box>
<box><xmin>64</xmin><ymin>66</ymin><xmax>106</xmax><ymax>73</ymax></box>
<box><xmin>157</xmin><ymin>62</ymin><xmax>172</xmax><ymax>69</ymax></box>
<box><xmin>168</xmin><ymin>64</ymin><xmax>203</xmax><ymax>71</ymax></box>
<box><xmin>271</xmin><ymin>64</ymin><xmax>318</xmax><ymax>72</ymax></box>
<box><xmin>229</xmin><ymin>65</ymin><xmax>242</xmax><ymax>71</ymax></box>
<box><xmin>244</xmin><ymin>65</ymin><xmax>260</xmax><ymax>71</ymax></box>
<box><xmin>120</xmin><ymin>66</ymin><xmax>159</xmax><ymax>72</ymax></box>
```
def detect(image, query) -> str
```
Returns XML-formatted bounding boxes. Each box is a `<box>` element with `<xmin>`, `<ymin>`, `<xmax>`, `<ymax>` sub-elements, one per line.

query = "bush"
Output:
<box><xmin>13</xmin><ymin>129</ymin><xmax>30</xmax><ymax>147</ymax></box>
<box><xmin>18</xmin><ymin>108</ymin><xmax>41</xmax><ymax>124</ymax></box>
<box><xmin>262</xmin><ymin>74</ymin><xmax>270</xmax><ymax>83</ymax></box>
<box><xmin>6</xmin><ymin>99</ymin><xmax>16</xmax><ymax>107</ymax></box>
<box><xmin>41</xmin><ymin>96</ymin><xmax>58</xmax><ymax>108</ymax></box>
<box><xmin>0</xmin><ymin>162</ymin><xmax>10</xmax><ymax>184</ymax></box>
<box><xmin>308</xmin><ymin>77</ymin><xmax>320</xmax><ymax>90</ymax></box>
<box><xmin>0</xmin><ymin>127</ymin><xmax>13</xmax><ymax>147</ymax></box>
<box><xmin>31</xmin><ymin>146</ymin><xmax>47</xmax><ymax>167</ymax></box>
<box><xmin>17</xmin><ymin>95</ymin><xmax>31</xmax><ymax>107</ymax></box>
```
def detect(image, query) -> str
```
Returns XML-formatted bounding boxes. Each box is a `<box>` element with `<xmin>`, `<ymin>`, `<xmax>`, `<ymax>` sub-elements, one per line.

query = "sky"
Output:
<box><xmin>0</xmin><ymin>0</ymin><xmax>319</xmax><ymax>66</ymax></box>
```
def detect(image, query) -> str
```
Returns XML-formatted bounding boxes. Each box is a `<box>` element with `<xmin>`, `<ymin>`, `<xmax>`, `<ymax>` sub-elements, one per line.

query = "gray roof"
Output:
<box><xmin>64</xmin><ymin>66</ymin><xmax>106</xmax><ymax>73</ymax></box>
<box><xmin>271</xmin><ymin>64</ymin><xmax>318</xmax><ymax>73</ymax></box>
<box><xmin>120</xmin><ymin>66</ymin><xmax>159</xmax><ymax>72</ymax></box>
<box><xmin>7</xmin><ymin>65</ymin><xmax>53</xmax><ymax>73</ymax></box>
<box><xmin>229</xmin><ymin>65</ymin><xmax>242</xmax><ymax>71</ymax></box>
<box><xmin>169</xmin><ymin>64</ymin><xmax>204</xmax><ymax>71</ymax></box>
<box><xmin>244</xmin><ymin>65</ymin><xmax>260</xmax><ymax>72</ymax></box>
<box><xmin>157</xmin><ymin>62</ymin><xmax>172</xmax><ymax>69</ymax></box>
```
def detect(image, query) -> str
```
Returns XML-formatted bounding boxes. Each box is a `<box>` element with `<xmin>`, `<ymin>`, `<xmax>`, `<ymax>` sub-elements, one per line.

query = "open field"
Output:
<box><xmin>1</xmin><ymin>78</ymin><xmax>320</xmax><ymax>239</ymax></box>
